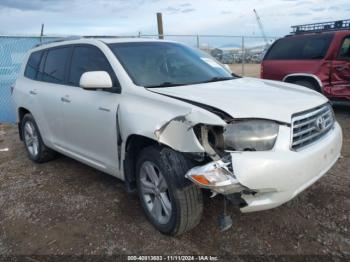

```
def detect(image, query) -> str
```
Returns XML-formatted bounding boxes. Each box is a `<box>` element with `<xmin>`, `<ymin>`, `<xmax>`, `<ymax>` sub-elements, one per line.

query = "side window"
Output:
<box><xmin>42</xmin><ymin>47</ymin><xmax>70</xmax><ymax>84</ymax></box>
<box><xmin>24</xmin><ymin>51</ymin><xmax>43</xmax><ymax>80</ymax></box>
<box><xmin>339</xmin><ymin>36</ymin><xmax>350</xmax><ymax>59</ymax></box>
<box><xmin>68</xmin><ymin>46</ymin><xmax>115</xmax><ymax>86</ymax></box>
<box><xmin>264</xmin><ymin>34</ymin><xmax>333</xmax><ymax>60</ymax></box>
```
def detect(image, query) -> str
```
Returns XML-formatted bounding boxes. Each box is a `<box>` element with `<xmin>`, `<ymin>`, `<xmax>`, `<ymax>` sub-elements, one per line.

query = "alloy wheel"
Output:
<box><xmin>24</xmin><ymin>121</ymin><xmax>39</xmax><ymax>157</ymax></box>
<box><xmin>139</xmin><ymin>161</ymin><xmax>172</xmax><ymax>224</ymax></box>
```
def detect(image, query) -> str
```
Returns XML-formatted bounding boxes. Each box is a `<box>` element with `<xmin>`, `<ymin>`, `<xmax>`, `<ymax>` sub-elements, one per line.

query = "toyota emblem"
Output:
<box><xmin>315</xmin><ymin>116</ymin><xmax>327</xmax><ymax>132</ymax></box>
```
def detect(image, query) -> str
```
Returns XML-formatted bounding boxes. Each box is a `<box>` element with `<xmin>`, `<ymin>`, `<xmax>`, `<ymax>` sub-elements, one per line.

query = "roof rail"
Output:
<box><xmin>291</xmin><ymin>19</ymin><xmax>350</xmax><ymax>34</ymax></box>
<box><xmin>35</xmin><ymin>35</ymin><xmax>83</xmax><ymax>47</ymax></box>
<box><xmin>84</xmin><ymin>35</ymin><xmax>139</xmax><ymax>38</ymax></box>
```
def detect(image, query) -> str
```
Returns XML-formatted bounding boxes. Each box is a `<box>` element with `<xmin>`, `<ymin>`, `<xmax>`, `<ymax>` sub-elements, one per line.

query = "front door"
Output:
<box><xmin>59</xmin><ymin>45</ymin><xmax>121</xmax><ymax>176</ymax></box>
<box><xmin>330</xmin><ymin>35</ymin><xmax>350</xmax><ymax>99</ymax></box>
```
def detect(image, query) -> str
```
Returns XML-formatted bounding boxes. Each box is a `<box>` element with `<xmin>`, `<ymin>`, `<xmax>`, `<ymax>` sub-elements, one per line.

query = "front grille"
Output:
<box><xmin>291</xmin><ymin>103</ymin><xmax>334</xmax><ymax>150</ymax></box>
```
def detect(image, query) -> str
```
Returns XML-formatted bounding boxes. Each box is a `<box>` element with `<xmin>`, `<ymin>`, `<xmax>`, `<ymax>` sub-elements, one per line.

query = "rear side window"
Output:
<box><xmin>24</xmin><ymin>51</ymin><xmax>43</xmax><ymax>80</ymax></box>
<box><xmin>264</xmin><ymin>34</ymin><xmax>334</xmax><ymax>60</ymax></box>
<box><xmin>68</xmin><ymin>46</ymin><xmax>115</xmax><ymax>86</ymax></box>
<box><xmin>338</xmin><ymin>36</ymin><xmax>350</xmax><ymax>59</ymax></box>
<box><xmin>42</xmin><ymin>47</ymin><xmax>70</xmax><ymax>84</ymax></box>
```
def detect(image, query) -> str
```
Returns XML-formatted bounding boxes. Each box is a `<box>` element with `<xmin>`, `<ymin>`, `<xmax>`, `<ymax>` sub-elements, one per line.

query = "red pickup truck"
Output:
<box><xmin>261</xmin><ymin>20</ymin><xmax>350</xmax><ymax>103</ymax></box>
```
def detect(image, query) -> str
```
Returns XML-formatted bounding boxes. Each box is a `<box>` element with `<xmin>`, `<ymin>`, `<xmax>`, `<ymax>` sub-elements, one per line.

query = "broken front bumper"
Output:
<box><xmin>187</xmin><ymin>123</ymin><xmax>343</xmax><ymax>213</ymax></box>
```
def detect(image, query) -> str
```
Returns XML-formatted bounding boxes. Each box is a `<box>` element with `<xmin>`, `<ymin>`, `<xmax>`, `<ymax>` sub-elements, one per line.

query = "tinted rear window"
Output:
<box><xmin>42</xmin><ymin>47</ymin><xmax>70</xmax><ymax>84</ymax></box>
<box><xmin>264</xmin><ymin>34</ymin><xmax>334</xmax><ymax>60</ymax></box>
<box><xmin>24</xmin><ymin>51</ymin><xmax>43</xmax><ymax>80</ymax></box>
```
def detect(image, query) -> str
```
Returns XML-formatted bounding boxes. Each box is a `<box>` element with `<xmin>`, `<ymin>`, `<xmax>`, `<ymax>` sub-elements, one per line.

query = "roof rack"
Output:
<box><xmin>33</xmin><ymin>35</ymin><xmax>140</xmax><ymax>47</ymax></box>
<box><xmin>35</xmin><ymin>36</ymin><xmax>83</xmax><ymax>47</ymax></box>
<box><xmin>291</xmin><ymin>19</ymin><xmax>350</xmax><ymax>34</ymax></box>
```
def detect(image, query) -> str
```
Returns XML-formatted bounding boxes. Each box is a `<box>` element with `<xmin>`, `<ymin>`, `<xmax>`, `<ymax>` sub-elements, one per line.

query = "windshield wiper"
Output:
<box><xmin>145</xmin><ymin>76</ymin><xmax>236</xmax><ymax>88</ymax></box>
<box><xmin>145</xmin><ymin>82</ymin><xmax>185</xmax><ymax>88</ymax></box>
<box><xmin>202</xmin><ymin>76</ymin><xmax>235</xmax><ymax>83</ymax></box>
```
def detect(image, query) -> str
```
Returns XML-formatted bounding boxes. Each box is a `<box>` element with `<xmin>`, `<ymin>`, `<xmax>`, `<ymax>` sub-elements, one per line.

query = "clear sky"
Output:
<box><xmin>0</xmin><ymin>0</ymin><xmax>349</xmax><ymax>38</ymax></box>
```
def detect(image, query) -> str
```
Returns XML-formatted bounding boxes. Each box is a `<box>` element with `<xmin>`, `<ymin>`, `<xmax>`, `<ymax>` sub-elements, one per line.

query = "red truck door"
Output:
<box><xmin>330</xmin><ymin>35</ymin><xmax>350</xmax><ymax>98</ymax></box>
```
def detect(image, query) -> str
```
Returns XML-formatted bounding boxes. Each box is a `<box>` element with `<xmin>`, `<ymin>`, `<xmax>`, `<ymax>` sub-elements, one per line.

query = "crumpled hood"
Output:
<box><xmin>150</xmin><ymin>77</ymin><xmax>328</xmax><ymax>123</ymax></box>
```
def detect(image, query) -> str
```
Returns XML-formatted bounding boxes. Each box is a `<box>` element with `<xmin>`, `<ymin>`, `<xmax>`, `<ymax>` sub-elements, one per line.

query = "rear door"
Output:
<box><xmin>33</xmin><ymin>46</ymin><xmax>71</xmax><ymax>147</ymax></box>
<box><xmin>21</xmin><ymin>50</ymin><xmax>45</xmax><ymax>126</ymax></box>
<box><xmin>59</xmin><ymin>44</ymin><xmax>120</xmax><ymax>175</ymax></box>
<box><xmin>330</xmin><ymin>35</ymin><xmax>350</xmax><ymax>98</ymax></box>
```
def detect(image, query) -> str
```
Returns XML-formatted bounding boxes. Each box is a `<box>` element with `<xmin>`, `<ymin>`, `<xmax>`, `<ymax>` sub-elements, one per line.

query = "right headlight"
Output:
<box><xmin>223</xmin><ymin>119</ymin><xmax>279</xmax><ymax>151</ymax></box>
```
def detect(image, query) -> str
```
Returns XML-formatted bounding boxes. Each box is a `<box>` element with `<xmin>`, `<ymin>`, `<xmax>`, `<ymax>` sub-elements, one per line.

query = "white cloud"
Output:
<box><xmin>0</xmin><ymin>0</ymin><xmax>348</xmax><ymax>38</ymax></box>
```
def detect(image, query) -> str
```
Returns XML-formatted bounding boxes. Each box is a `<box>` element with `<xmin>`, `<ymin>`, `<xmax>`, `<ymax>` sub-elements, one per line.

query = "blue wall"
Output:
<box><xmin>0</xmin><ymin>37</ymin><xmax>57</xmax><ymax>123</ymax></box>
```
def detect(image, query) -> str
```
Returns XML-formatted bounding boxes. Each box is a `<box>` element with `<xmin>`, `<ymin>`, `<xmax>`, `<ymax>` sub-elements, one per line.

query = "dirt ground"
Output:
<box><xmin>0</xmin><ymin>107</ymin><xmax>349</xmax><ymax>259</ymax></box>
<box><xmin>229</xmin><ymin>64</ymin><xmax>260</xmax><ymax>78</ymax></box>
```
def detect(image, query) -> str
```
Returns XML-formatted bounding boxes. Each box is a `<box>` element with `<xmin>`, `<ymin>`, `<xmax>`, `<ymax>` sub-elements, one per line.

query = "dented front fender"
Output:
<box><xmin>119</xmin><ymin>90</ymin><xmax>228</xmax><ymax>166</ymax></box>
<box><xmin>154</xmin><ymin>108</ymin><xmax>227</xmax><ymax>153</ymax></box>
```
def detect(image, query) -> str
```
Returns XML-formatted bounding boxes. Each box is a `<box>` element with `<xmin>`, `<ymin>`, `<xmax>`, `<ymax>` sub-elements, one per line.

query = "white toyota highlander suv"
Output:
<box><xmin>13</xmin><ymin>37</ymin><xmax>343</xmax><ymax>235</ymax></box>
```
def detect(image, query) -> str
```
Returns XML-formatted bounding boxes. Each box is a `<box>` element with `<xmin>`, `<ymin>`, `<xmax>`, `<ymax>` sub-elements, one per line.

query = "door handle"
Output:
<box><xmin>61</xmin><ymin>97</ymin><xmax>71</xmax><ymax>103</ymax></box>
<box><xmin>29</xmin><ymin>90</ymin><xmax>37</xmax><ymax>95</ymax></box>
<box><xmin>98</xmin><ymin>107</ymin><xmax>110</xmax><ymax>112</ymax></box>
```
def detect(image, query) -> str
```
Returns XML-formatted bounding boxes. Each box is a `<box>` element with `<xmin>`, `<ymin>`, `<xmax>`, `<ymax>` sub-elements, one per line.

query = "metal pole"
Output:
<box><xmin>196</xmin><ymin>35</ymin><xmax>200</xmax><ymax>48</ymax></box>
<box><xmin>40</xmin><ymin>23</ymin><xmax>44</xmax><ymax>43</ymax></box>
<box><xmin>157</xmin><ymin>13</ymin><xmax>164</xmax><ymax>39</ymax></box>
<box><xmin>241</xmin><ymin>36</ymin><xmax>245</xmax><ymax>76</ymax></box>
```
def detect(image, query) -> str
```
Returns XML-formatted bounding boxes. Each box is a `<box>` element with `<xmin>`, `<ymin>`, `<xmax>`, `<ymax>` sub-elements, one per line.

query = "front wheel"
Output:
<box><xmin>136</xmin><ymin>146</ymin><xmax>203</xmax><ymax>235</ymax></box>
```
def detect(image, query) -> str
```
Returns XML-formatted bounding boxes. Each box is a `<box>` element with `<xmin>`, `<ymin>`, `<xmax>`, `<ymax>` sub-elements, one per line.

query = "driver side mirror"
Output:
<box><xmin>80</xmin><ymin>71</ymin><xmax>113</xmax><ymax>90</ymax></box>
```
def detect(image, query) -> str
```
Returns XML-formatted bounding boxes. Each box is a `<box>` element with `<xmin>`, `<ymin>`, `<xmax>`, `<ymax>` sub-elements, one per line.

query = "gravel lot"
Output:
<box><xmin>229</xmin><ymin>64</ymin><xmax>260</xmax><ymax>78</ymax></box>
<box><xmin>0</xmin><ymin>106</ymin><xmax>349</xmax><ymax>258</ymax></box>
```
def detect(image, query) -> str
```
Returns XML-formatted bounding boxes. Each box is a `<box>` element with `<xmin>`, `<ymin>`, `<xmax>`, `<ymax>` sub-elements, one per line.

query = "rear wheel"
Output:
<box><xmin>21</xmin><ymin>113</ymin><xmax>56</xmax><ymax>163</ymax></box>
<box><xmin>136</xmin><ymin>146</ymin><xmax>203</xmax><ymax>235</ymax></box>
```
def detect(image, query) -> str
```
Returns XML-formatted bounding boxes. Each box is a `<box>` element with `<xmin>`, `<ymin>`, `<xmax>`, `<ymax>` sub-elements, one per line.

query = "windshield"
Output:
<box><xmin>108</xmin><ymin>42</ymin><xmax>234</xmax><ymax>88</ymax></box>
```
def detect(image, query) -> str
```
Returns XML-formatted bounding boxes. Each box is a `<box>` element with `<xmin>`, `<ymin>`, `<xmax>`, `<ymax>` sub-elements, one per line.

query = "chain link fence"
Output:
<box><xmin>0</xmin><ymin>36</ymin><xmax>59</xmax><ymax>123</ymax></box>
<box><xmin>0</xmin><ymin>34</ymin><xmax>278</xmax><ymax>123</ymax></box>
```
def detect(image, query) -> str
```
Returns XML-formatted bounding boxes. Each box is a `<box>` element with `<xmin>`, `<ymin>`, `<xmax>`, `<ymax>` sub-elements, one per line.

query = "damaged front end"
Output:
<box><xmin>154</xmin><ymin>107</ymin><xmax>342</xmax><ymax>216</ymax></box>
<box><xmin>154</xmin><ymin>111</ymin><xmax>281</xmax><ymax>198</ymax></box>
<box><xmin>184</xmin><ymin>119</ymin><xmax>279</xmax><ymax>195</ymax></box>
<box><xmin>154</xmin><ymin>109</ymin><xmax>253</xmax><ymax>195</ymax></box>
<box><xmin>185</xmin><ymin>159</ymin><xmax>246</xmax><ymax>195</ymax></box>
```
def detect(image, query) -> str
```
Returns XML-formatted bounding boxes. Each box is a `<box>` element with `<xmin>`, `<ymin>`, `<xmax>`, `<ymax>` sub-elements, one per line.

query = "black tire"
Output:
<box><xmin>292</xmin><ymin>80</ymin><xmax>319</xmax><ymax>92</ymax></box>
<box><xmin>136</xmin><ymin>146</ymin><xmax>203</xmax><ymax>236</ymax></box>
<box><xmin>21</xmin><ymin>113</ymin><xmax>57</xmax><ymax>163</ymax></box>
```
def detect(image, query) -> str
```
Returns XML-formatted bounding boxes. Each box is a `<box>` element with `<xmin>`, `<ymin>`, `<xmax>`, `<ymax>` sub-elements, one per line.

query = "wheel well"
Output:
<box><xmin>123</xmin><ymin>134</ymin><xmax>158</xmax><ymax>192</ymax></box>
<box><xmin>18</xmin><ymin>107</ymin><xmax>30</xmax><ymax>140</ymax></box>
<box><xmin>284</xmin><ymin>75</ymin><xmax>321</xmax><ymax>92</ymax></box>
<box><xmin>18</xmin><ymin>107</ymin><xmax>30</xmax><ymax>121</ymax></box>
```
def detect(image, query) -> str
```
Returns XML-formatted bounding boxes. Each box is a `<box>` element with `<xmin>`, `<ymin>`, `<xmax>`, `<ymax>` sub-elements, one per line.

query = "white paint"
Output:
<box><xmin>80</xmin><ymin>71</ymin><xmax>113</xmax><ymax>89</ymax></box>
<box><xmin>152</xmin><ymin>77</ymin><xmax>328</xmax><ymax>124</ymax></box>
<box><xmin>12</xmin><ymin>38</ymin><xmax>343</xmax><ymax>214</ymax></box>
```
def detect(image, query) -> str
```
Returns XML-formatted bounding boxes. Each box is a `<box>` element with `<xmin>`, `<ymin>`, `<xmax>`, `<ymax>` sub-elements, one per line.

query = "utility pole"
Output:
<box><xmin>40</xmin><ymin>23</ymin><xmax>44</xmax><ymax>43</ymax></box>
<box><xmin>157</xmin><ymin>12</ymin><xmax>164</xmax><ymax>39</ymax></box>
<box><xmin>241</xmin><ymin>36</ymin><xmax>245</xmax><ymax>76</ymax></box>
